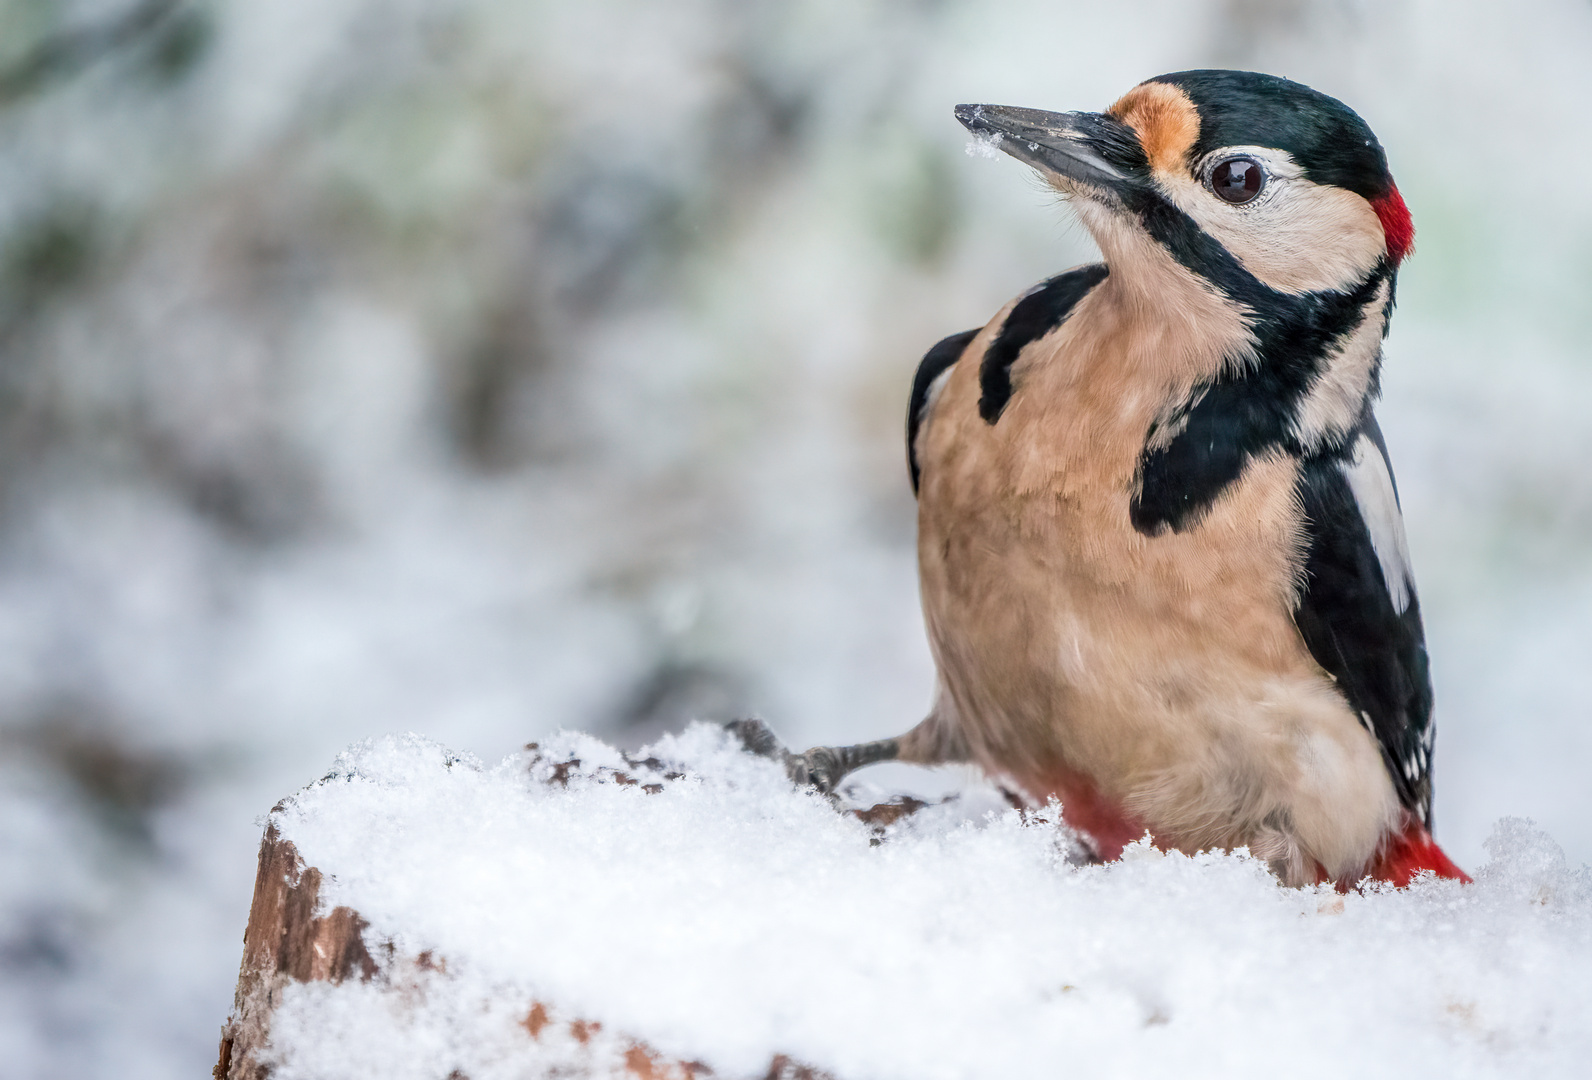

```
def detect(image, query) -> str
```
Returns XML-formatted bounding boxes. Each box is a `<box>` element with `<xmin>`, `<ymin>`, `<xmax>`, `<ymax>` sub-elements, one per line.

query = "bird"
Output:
<box><xmin>771</xmin><ymin>70</ymin><xmax>1469</xmax><ymax>889</ymax></box>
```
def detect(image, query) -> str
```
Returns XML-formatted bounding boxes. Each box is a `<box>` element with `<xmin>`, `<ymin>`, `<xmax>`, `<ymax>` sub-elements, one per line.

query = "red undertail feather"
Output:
<box><xmin>1038</xmin><ymin>765</ymin><xmax>1145</xmax><ymax>863</ymax></box>
<box><xmin>1038</xmin><ymin>767</ymin><xmax>1470</xmax><ymax>887</ymax></box>
<box><xmin>1367</xmin><ymin>818</ymin><xmax>1472</xmax><ymax>887</ymax></box>
<box><xmin>1370</xmin><ymin>182</ymin><xmax>1415</xmax><ymax>265</ymax></box>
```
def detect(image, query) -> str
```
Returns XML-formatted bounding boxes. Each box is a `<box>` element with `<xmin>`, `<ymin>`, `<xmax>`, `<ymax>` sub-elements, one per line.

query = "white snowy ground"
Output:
<box><xmin>263</xmin><ymin>728</ymin><xmax>1591</xmax><ymax>1080</ymax></box>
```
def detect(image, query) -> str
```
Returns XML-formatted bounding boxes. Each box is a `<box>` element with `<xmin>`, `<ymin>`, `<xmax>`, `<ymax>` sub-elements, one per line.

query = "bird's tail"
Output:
<box><xmin>1367</xmin><ymin>818</ymin><xmax>1471</xmax><ymax>887</ymax></box>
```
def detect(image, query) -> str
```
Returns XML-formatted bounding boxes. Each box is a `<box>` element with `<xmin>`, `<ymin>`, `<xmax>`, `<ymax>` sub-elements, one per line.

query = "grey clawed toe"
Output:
<box><xmin>786</xmin><ymin>746</ymin><xmax>847</xmax><ymax>794</ymax></box>
<box><xmin>724</xmin><ymin>719</ymin><xmax>901</xmax><ymax>796</ymax></box>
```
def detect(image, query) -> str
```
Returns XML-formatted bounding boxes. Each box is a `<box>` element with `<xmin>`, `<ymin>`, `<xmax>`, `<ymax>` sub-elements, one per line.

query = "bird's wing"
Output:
<box><xmin>909</xmin><ymin>264</ymin><xmax>1110</xmax><ymax>494</ymax></box>
<box><xmin>1292</xmin><ymin>415</ymin><xmax>1435</xmax><ymax>823</ymax></box>
<box><xmin>977</xmin><ymin>264</ymin><xmax>1109</xmax><ymax>424</ymax></box>
<box><xmin>906</xmin><ymin>328</ymin><xmax>979</xmax><ymax>495</ymax></box>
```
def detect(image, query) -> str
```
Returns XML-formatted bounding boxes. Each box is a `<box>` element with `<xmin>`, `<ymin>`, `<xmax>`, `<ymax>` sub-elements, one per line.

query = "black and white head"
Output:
<box><xmin>957</xmin><ymin>70</ymin><xmax>1414</xmax><ymax>298</ymax></box>
<box><xmin>960</xmin><ymin>70</ymin><xmax>1418</xmax><ymax>500</ymax></box>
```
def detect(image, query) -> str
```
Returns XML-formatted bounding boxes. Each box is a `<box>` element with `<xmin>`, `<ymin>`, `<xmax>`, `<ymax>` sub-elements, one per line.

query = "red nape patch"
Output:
<box><xmin>1371</xmin><ymin>182</ymin><xmax>1416</xmax><ymax>265</ymax></box>
<box><xmin>1368</xmin><ymin>819</ymin><xmax>1471</xmax><ymax>887</ymax></box>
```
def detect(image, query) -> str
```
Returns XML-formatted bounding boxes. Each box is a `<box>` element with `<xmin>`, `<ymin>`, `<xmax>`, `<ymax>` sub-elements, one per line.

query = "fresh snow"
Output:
<box><xmin>264</xmin><ymin>727</ymin><xmax>1592</xmax><ymax>1080</ymax></box>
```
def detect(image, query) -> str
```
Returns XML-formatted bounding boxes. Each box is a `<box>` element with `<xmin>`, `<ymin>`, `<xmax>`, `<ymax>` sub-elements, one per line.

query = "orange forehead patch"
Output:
<box><xmin>1108</xmin><ymin>82</ymin><xmax>1200</xmax><ymax>174</ymax></box>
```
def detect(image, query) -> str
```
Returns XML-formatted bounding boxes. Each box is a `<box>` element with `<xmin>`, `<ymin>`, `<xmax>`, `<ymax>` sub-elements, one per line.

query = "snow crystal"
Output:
<box><xmin>964</xmin><ymin>131</ymin><xmax>1004</xmax><ymax>159</ymax></box>
<box><xmin>261</xmin><ymin>728</ymin><xmax>1592</xmax><ymax>1080</ymax></box>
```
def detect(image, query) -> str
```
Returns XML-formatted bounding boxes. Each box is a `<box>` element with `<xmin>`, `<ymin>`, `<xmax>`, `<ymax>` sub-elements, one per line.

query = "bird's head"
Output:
<box><xmin>957</xmin><ymin>71</ymin><xmax>1413</xmax><ymax>297</ymax></box>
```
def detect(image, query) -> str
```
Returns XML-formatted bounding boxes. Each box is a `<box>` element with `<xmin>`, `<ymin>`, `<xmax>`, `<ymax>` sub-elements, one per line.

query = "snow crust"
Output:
<box><xmin>265</xmin><ymin>729</ymin><xmax>1592</xmax><ymax>1080</ymax></box>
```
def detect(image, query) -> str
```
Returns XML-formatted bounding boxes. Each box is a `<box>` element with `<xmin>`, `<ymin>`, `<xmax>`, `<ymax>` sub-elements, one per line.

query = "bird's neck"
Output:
<box><xmin>1086</xmin><ymin>209</ymin><xmax>1395</xmax><ymax>454</ymax></box>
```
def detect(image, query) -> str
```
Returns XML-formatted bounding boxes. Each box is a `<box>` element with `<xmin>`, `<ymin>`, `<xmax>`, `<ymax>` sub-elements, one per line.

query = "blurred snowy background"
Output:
<box><xmin>0</xmin><ymin>0</ymin><xmax>1588</xmax><ymax>1075</ymax></box>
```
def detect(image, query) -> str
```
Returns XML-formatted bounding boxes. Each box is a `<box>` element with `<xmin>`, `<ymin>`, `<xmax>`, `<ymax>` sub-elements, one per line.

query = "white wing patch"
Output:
<box><xmin>1340</xmin><ymin>433</ymin><xmax>1413</xmax><ymax>614</ymax></box>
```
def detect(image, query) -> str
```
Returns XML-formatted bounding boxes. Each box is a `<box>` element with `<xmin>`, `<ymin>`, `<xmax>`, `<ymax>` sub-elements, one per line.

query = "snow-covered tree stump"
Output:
<box><xmin>215</xmin><ymin>820</ymin><xmax>823</xmax><ymax>1080</ymax></box>
<box><xmin>213</xmin><ymin>725</ymin><xmax>1587</xmax><ymax>1080</ymax></box>
<box><xmin>214</xmin><ymin>728</ymin><xmax>921</xmax><ymax>1080</ymax></box>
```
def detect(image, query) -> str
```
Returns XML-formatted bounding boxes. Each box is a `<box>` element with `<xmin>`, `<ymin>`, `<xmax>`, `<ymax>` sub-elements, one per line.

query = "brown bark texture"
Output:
<box><xmin>214</xmin><ymin>821</ymin><xmax>379</xmax><ymax>1080</ymax></box>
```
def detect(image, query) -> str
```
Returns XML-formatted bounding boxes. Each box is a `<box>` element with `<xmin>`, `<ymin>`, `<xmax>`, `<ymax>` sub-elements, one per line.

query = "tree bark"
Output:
<box><xmin>215</xmin><ymin>820</ymin><xmax>380</xmax><ymax>1080</ymax></box>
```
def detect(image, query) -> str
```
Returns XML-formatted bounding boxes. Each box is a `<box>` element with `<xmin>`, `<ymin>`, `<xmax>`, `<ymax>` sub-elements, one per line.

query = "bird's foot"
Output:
<box><xmin>784</xmin><ymin>745</ymin><xmax>848</xmax><ymax>795</ymax></box>
<box><xmin>723</xmin><ymin>719</ymin><xmax>901</xmax><ymax>796</ymax></box>
<box><xmin>723</xmin><ymin>718</ymin><xmax>846</xmax><ymax>794</ymax></box>
<box><xmin>722</xmin><ymin>726</ymin><xmax>872</xmax><ymax>796</ymax></box>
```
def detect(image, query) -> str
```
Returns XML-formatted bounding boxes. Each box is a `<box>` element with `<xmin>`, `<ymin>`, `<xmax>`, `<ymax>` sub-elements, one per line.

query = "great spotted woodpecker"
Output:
<box><xmin>782</xmin><ymin>70</ymin><xmax>1468</xmax><ymax>889</ymax></box>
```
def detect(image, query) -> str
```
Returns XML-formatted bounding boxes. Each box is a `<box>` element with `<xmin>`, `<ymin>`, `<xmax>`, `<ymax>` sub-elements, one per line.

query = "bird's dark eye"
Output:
<box><xmin>1211</xmin><ymin>157</ymin><xmax>1264</xmax><ymax>204</ymax></box>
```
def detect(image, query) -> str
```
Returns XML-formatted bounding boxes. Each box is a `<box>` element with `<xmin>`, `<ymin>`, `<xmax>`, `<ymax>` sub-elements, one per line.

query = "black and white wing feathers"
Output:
<box><xmin>1293</xmin><ymin>416</ymin><xmax>1436</xmax><ymax>823</ymax></box>
<box><xmin>906</xmin><ymin>328</ymin><xmax>978</xmax><ymax>495</ymax></box>
<box><xmin>908</xmin><ymin>265</ymin><xmax>1110</xmax><ymax>495</ymax></box>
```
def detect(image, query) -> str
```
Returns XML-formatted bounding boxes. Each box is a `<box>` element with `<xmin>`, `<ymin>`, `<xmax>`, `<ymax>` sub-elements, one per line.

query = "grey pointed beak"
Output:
<box><xmin>956</xmin><ymin>104</ymin><xmax>1149</xmax><ymax>199</ymax></box>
